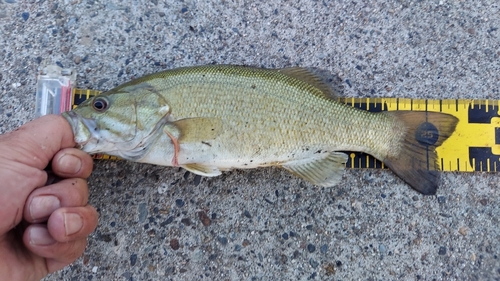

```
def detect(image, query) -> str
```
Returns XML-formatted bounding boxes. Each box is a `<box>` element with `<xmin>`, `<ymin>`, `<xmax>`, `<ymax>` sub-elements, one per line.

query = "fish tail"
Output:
<box><xmin>383</xmin><ymin>111</ymin><xmax>458</xmax><ymax>195</ymax></box>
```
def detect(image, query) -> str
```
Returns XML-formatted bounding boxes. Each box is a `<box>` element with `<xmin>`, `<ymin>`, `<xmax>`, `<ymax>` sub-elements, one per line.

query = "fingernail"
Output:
<box><xmin>30</xmin><ymin>225</ymin><xmax>56</xmax><ymax>246</ymax></box>
<box><xmin>30</xmin><ymin>195</ymin><xmax>60</xmax><ymax>221</ymax></box>
<box><xmin>64</xmin><ymin>213</ymin><xmax>83</xmax><ymax>236</ymax></box>
<box><xmin>59</xmin><ymin>153</ymin><xmax>82</xmax><ymax>175</ymax></box>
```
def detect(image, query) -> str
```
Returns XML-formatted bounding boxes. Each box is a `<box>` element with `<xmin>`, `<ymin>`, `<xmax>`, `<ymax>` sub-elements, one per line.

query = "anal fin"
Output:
<box><xmin>281</xmin><ymin>152</ymin><xmax>348</xmax><ymax>187</ymax></box>
<box><xmin>182</xmin><ymin>163</ymin><xmax>222</xmax><ymax>177</ymax></box>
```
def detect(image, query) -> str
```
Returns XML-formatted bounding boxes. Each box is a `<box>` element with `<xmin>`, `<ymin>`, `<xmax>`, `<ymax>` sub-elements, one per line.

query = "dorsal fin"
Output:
<box><xmin>278</xmin><ymin>67</ymin><xmax>337</xmax><ymax>98</ymax></box>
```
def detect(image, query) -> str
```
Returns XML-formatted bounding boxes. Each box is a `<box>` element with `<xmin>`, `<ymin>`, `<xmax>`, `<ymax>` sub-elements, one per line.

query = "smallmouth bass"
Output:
<box><xmin>63</xmin><ymin>65</ymin><xmax>458</xmax><ymax>194</ymax></box>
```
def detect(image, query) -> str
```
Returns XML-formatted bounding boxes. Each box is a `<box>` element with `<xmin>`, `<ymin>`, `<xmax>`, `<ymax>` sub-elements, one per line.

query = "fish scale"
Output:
<box><xmin>63</xmin><ymin>65</ymin><xmax>458</xmax><ymax>195</ymax></box>
<box><xmin>140</xmin><ymin>66</ymin><xmax>393</xmax><ymax>160</ymax></box>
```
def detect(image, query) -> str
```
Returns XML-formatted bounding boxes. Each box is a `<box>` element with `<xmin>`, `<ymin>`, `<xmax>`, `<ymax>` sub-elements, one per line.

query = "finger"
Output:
<box><xmin>22</xmin><ymin>224</ymin><xmax>88</xmax><ymax>272</ymax></box>
<box><xmin>46</xmin><ymin>205</ymin><xmax>98</xmax><ymax>242</ymax></box>
<box><xmin>46</xmin><ymin>242</ymin><xmax>88</xmax><ymax>273</ymax></box>
<box><xmin>0</xmin><ymin>115</ymin><xmax>76</xmax><ymax>170</ymax></box>
<box><xmin>0</xmin><ymin>162</ymin><xmax>46</xmax><ymax>234</ymax></box>
<box><xmin>24</xmin><ymin>178</ymin><xmax>89</xmax><ymax>223</ymax></box>
<box><xmin>51</xmin><ymin>148</ymin><xmax>93</xmax><ymax>179</ymax></box>
<box><xmin>22</xmin><ymin>205</ymin><xmax>98</xmax><ymax>260</ymax></box>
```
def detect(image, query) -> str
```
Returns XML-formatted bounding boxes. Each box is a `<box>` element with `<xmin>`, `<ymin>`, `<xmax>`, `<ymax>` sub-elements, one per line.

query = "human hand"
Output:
<box><xmin>0</xmin><ymin>115</ymin><xmax>97</xmax><ymax>280</ymax></box>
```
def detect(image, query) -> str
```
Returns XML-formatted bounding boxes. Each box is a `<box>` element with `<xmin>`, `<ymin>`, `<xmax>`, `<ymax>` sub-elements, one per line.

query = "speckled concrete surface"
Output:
<box><xmin>1</xmin><ymin>0</ymin><xmax>499</xmax><ymax>280</ymax></box>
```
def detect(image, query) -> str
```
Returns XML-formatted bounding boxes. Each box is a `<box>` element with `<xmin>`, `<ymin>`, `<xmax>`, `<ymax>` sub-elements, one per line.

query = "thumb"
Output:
<box><xmin>0</xmin><ymin>115</ymin><xmax>76</xmax><ymax>169</ymax></box>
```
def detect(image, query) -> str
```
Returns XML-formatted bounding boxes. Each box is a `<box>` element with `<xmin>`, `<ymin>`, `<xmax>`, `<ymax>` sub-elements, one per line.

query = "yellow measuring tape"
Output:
<box><xmin>72</xmin><ymin>89</ymin><xmax>499</xmax><ymax>172</ymax></box>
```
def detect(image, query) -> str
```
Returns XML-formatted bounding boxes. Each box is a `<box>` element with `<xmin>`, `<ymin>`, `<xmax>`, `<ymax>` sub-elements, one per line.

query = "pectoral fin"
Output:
<box><xmin>173</xmin><ymin>117</ymin><xmax>222</xmax><ymax>143</ymax></box>
<box><xmin>281</xmin><ymin>152</ymin><xmax>348</xmax><ymax>187</ymax></box>
<box><xmin>182</xmin><ymin>163</ymin><xmax>222</xmax><ymax>177</ymax></box>
<box><xmin>163</xmin><ymin>117</ymin><xmax>222</xmax><ymax>168</ymax></box>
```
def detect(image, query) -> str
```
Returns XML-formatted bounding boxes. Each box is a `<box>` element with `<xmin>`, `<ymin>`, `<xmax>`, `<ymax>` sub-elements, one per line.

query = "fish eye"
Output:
<box><xmin>92</xmin><ymin>97</ymin><xmax>109</xmax><ymax>112</ymax></box>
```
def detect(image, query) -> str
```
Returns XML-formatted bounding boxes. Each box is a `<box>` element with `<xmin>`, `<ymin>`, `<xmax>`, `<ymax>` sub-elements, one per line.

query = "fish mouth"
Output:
<box><xmin>62</xmin><ymin>109</ymin><xmax>169</xmax><ymax>159</ymax></box>
<box><xmin>62</xmin><ymin>111</ymin><xmax>96</xmax><ymax>148</ymax></box>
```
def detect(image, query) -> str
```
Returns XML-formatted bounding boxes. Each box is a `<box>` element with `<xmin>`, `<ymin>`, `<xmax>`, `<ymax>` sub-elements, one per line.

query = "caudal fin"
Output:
<box><xmin>384</xmin><ymin>111</ymin><xmax>458</xmax><ymax>195</ymax></box>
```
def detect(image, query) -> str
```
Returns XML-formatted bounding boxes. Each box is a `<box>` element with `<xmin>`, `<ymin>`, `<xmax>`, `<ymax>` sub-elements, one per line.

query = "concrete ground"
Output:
<box><xmin>1</xmin><ymin>0</ymin><xmax>499</xmax><ymax>280</ymax></box>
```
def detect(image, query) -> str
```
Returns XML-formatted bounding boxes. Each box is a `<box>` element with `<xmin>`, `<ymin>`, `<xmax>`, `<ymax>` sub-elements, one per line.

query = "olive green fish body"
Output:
<box><xmin>124</xmin><ymin>66</ymin><xmax>398</xmax><ymax>164</ymax></box>
<box><xmin>63</xmin><ymin>65</ymin><xmax>458</xmax><ymax>194</ymax></box>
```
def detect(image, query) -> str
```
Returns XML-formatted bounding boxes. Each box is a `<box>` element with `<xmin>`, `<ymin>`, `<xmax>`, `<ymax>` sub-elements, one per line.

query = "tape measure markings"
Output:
<box><xmin>338</xmin><ymin>97</ymin><xmax>500</xmax><ymax>172</ymax></box>
<box><xmin>71</xmin><ymin>89</ymin><xmax>499</xmax><ymax>172</ymax></box>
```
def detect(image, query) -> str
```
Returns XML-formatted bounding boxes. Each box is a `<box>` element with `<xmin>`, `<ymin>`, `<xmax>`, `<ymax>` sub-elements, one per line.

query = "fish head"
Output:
<box><xmin>62</xmin><ymin>83</ymin><xmax>171</xmax><ymax>160</ymax></box>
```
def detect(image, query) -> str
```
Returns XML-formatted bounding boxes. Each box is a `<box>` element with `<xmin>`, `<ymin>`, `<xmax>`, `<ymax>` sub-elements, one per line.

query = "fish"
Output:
<box><xmin>62</xmin><ymin>65</ymin><xmax>458</xmax><ymax>195</ymax></box>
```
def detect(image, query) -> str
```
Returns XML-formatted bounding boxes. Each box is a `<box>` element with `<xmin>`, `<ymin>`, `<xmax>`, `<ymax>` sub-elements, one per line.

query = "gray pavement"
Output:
<box><xmin>1</xmin><ymin>0</ymin><xmax>499</xmax><ymax>280</ymax></box>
